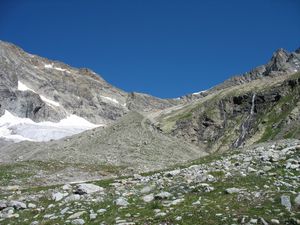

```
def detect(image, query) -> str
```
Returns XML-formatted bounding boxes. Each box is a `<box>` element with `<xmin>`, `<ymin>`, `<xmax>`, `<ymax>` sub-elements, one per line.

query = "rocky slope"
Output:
<box><xmin>0</xmin><ymin>112</ymin><xmax>207</xmax><ymax>175</ymax></box>
<box><xmin>0</xmin><ymin>139</ymin><xmax>299</xmax><ymax>224</ymax></box>
<box><xmin>156</xmin><ymin>71</ymin><xmax>300</xmax><ymax>152</ymax></box>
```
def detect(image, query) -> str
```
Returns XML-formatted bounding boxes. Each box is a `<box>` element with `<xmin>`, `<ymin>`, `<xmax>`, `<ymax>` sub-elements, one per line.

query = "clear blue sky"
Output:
<box><xmin>1</xmin><ymin>0</ymin><xmax>300</xmax><ymax>98</ymax></box>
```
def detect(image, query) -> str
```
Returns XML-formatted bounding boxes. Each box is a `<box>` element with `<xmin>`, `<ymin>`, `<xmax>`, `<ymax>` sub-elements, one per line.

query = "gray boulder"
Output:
<box><xmin>75</xmin><ymin>183</ymin><xmax>104</xmax><ymax>195</ymax></box>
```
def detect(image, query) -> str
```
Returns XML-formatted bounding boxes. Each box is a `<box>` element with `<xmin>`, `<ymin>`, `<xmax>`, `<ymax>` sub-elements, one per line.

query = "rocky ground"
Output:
<box><xmin>1</xmin><ymin>139</ymin><xmax>300</xmax><ymax>225</ymax></box>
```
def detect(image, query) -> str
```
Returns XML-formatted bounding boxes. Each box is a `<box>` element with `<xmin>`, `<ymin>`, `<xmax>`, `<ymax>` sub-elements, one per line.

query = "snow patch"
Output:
<box><xmin>44</xmin><ymin>64</ymin><xmax>53</xmax><ymax>69</ymax></box>
<box><xmin>18</xmin><ymin>81</ymin><xmax>60</xmax><ymax>107</ymax></box>
<box><xmin>101</xmin><ymin>95</ymin><xmax>120</xmax><ymax>105</ymax></box>
<box><xmin>192</xmin><ymin>90</ymin><xmax>207</xmax><ymax>95</ymax></box>
<box><xmin>18</xmin><ymin>81</ymin><xmax>36</xmax><ymax>93</ymax></box>
<box><xmin>44</xmin><ymin>63</ymin><xmax>71</xmax><ymax>73</ymax></box>
<box><xmin>0</xmin><ymin>110</ymin><xmax>102</xmax><ymax>142</ymax></box>
<box><xmin>40</xmin><ymin>95</ymin><xmax>60</xmax><ymax>107</ymax></box>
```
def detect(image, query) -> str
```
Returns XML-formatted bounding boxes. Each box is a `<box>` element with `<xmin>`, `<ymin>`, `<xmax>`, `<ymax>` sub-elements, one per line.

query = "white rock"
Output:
<box><xmin>281</xmin><ymin>195</ymin><xmax>291</xmax><ymax>212</ymax></box>
<box><xmin>68</xmin><ymin>211</ymin><xmax>86</xmax><ymax>219</ymax></box>
<box><xmin>155</xmin><ymin>191</ymin><xmax>172</xmax><ymax>199</ymax></box>
<box><xmin>116</xmin><ymin>197</ymin><xmax>129</xmax><ymax>207</ymax></box>
<box><xmin>76</xmin><ymin>183</ymin><xmax>104</xmax><ymax>195</ymax></box>
<box><xmin>28</xmin><ymin>203</ymin><xmax>36</xmax><ymax>209</ymax></box>
<box><xmin>294</xmin><ymin>194</ymin><xmax>300</xmax><ymax>208</ymax></box>
<box><xmin>271</xmin><ymin>219</ymin><xmax>280</xmax><ymax>224</ymax></box>
<box><xmin>142</xmin><ymin>194</ymin><xmax>154</xmax><ymax>203</ymax></box>
<box><xmin>52</xmin><ymin>192</ymin><xmax>64</xmax><ymax>201</ymax></box>
<box><xmin>71</xmin><ymin>219</ymin><xmax>85</xmax><ymax>225</ymax></box>
<box><xmin>225</xmin><ymin>188</ymin><xmax>242</xmax><ymax>194</ymax></box>
<box><xmin>97</xmin><ymin>208</ymin><xmax>107</xmax><ymax>213</ymax></box>
<box><xmin>8</xmin><ymin>201</ymin><xmax>27</xmax><ymax>210</ymax></box>
<box><xmin>89</xmin><ymin>213</ymin><xmax>97</xmax><ymax>220</ymax></box>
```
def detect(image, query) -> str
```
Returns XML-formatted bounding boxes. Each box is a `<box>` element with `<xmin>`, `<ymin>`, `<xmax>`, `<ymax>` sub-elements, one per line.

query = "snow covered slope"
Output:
<box><xmin>0</xmin><ymin>110</ymin><xmax>102</xmax><ymax>142</ymax></box>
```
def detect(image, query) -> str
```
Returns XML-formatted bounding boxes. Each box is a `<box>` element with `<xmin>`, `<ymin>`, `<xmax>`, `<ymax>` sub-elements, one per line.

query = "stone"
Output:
<box><xmin>28</xmin><ymin>203</ymin><xmax>36</xmax><ymax>209</ymax></box>
<box><xmin>75</xmin><ymin>183</ymin><xmax>104</xmax><ymax>195</ymax></box>
<box><xmin>295</xmin><ymin>194</ymin><xmax>300</xmax><ymax>208</ymax></box>
<box><xmin>175</xmin><ymin>216</ymin><xmax>182</xmax><ymax>221</ymax></box>
<box><xmin>0</xmin><ymin>201</ymin><xmax>7</xmax><ymax>210</ymax></box>
<box><xmin>89</xmin><ymin>213</ymin><xmax>97</xmax><ymax>220</ymax></box>
<box><xmin>30</xmin><ymin>221</ymin><xmax>39</xmax><ymax>225</ymax></box>
<box><xmin>52</xmin><ymin>192</ymin><xmax>64</xmax><ymax>201</ymax></box>
<box><xmin>155</xmin><ymin>191</ymin><xmax>172</xmax><ymax>200</ymax></box>
<box><xmin>62</xmin><ymin>184</ymin><xmax>72</xmax><ymax>190</ymax></box>
<box><xmin>271</xmin><ymin>219</ymin><xmax>280</xmax><ymax>224</ymax></box>
<box><xmin>260</xmin><ymin>217</ymin><xmax>269</xmax><ymax>225</ymax></box>
<box><xmin>68</xmin><ymin>211</ymin><xmax>86</xmax><ymax>219</ymax></box>
<box><xmin>225</xmin><ymin>188</ymin><xmax>242</xmax><ymax>194</ymax></box>
<box><xmin>65</xmin><ymin>194</ymin><xmax>81</xmax><ymax>202</ymax></box>
<box><xmin>116</xmin><ymin>197</ymin><xmax>129</xmax><ymax>206</ymax></box>
<box><xmin>71</xmin><ymin>219</ymin><xmax>85</xmax><ymax>225</ymax></box>
<box><xmin>164</xmin><ymin>169</ymin><xmax>181</xmax><ymax>177</ymax></box>
<box><xmin>97</xmin><ymin>208</ymin><xmax>107</xmax><ymax>213</ymax></box>
<box><xmin>142</xmin><ymin>194</ymin><xmax>154</xmax><ymax>203</ymax></box>
<box><xmin>281</xmin><ymin>195</ymin><xmax>291</xmax><ymax>211</ymax></box>
<box><xmin>8</xmin><ymin>201</ymin><xmax>27</xmax><ymax>210</ymax></box>
<box><xmin>60</xmin><ymin>207</ymin><xmax>69</xmax><ymax>214</ymax></box>
<box><xmin>250</xmin><ymin>218</ymin><xmax>258</xmax><ymax>224</ymax></box>
<box><xmin>171</xmin><ymin>198</ymin><xmax>184</xmax><ymax>205</ymax></box>
<box><xmin>140</xmin><ymin>186</ymin><xmax>154</xmax><ymax>194</ymax></box>
<box><xmin>155</xmin><ymin>212</ymin><xmax>167</xmax><ymax>217</ymax></box>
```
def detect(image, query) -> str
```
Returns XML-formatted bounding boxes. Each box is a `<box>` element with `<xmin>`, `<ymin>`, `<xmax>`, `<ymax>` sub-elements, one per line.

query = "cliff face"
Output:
<box><xmin>157</xmin><ymin>72</ymin><xmax>300</xmax><ymax>152</ymax></box>
<box><xmin>0</xmin><ymin>41</ymin><xmax>179</xmax><ymax>125</ymax></box>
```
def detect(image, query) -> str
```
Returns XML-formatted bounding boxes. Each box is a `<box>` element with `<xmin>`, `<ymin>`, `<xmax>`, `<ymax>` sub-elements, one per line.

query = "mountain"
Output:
<box><xmin>1</xmin><ymin>41</ymin><xmax>300</xmax><ymax>224</ymax></box>
<box><xmin>154</xmin><ymin>47</ymin><xmax>300</xmax><ymax>152</ymax></box>
<box><xmin>0</xmin><ymin>41</ymin><xmax>178</xmax><ymax>142</ymax></box>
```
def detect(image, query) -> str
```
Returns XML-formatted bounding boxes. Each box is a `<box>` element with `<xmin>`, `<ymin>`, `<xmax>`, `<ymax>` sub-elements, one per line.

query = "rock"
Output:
<box><xmin>75</xmin><ymin>183</ymin><xmax>104</xmax><ymax>195</ymax></box>
<box><xmin>175</xmin><ymin>216</ymin><xmax>182</xmax><ymax>221</ymax></box>
<box><xmin>164</xmin><ymin>169</ymin><xmax>181</xmax><ymax>177</ymax></box>
<box><xmin>271</xmin><ymin>219</ymin><xmax>280</xmax><ymax>224</ymax></box>
<box><xmin>155</xmin><ymin>191</ymin><xmax>172</xmax><ymax>200</ymax></box>
<box><xmin>68</xmin><ymin>211</ymin><xmax>86</xmax><ymax>219</ymax></box>
<box><xmin>171</xmin><ymin>198</ymin><xmax>184</xmax><ymax>205</ymax></box>
<box><xmin>52</xmin><ymin>192</ymin><xmax>64</xmax><ymax>201</ymax></box>
<box><xmin>260</xmin><ymin>217</ymin><xmax>269</xmax><ymax>225</ymax></box>
<box><xmin>0</xmin><ymin>201</ymin><xmax>7</xmax><ymax>210</ymax></box>
<box><xmin>142</xmin><ymin>194</ymin><xmax>154</xmax><ymax>203</ymax></box>
<box><xmin>281</xmin><ymin>195</ymin><xmax>291</xmax><ymax>211</ymax></box>
<box><xmin>65</xmin><ymin>194</ymin><xmax>81</xmax><ymax>202</ymax></box>
<box><xmin>28</xmin><ymin>203</ymin><xmax>36</xmax><ymax>209</ymax></box>
<box><xmin>8</xmin><ymin>201</ymin><xmax>27</xmax><ymax>210</ymax></box>
<box><xmin>116</xmin><ymin>197</ymin><xmax>129</xmax><ymax>206</ymax></box>
<box><xmin>62</xmin><ymin>184</ymin><xmax>72</xmax><ymax>190</ymax></box>
<box><xmin>60</xmin><ymin>207</ymin><xmax>69</xmax><ymax>215</ymax></box>
<box><xmin>97</xmin><ymin>208</ymin><xmax>107</xmax><ymax>213</ymax></box>
<box><xmin>89</xmin><ymin>213</ymin><xmax>97</xmax><ymax>220</ymax></box>
<box><xmin>250</xmin><ymin>218</ymin><xmax>258</xmax><ymax>224</ymax></box>
<box><xmin>71</xmin><ymin>219</ymin><xmax>85</xmax><ymax>225</ymax></box>
<box><xmin>30</xmin><ymin>221</ymin><xmax>39</xmax><ymax>225</ymax></box>
<box><xmin>295</xmin><ymin>194</ymin><xmax>300</xmax><ymax>208</ymax></box>
<box><xmin>155</xmin><ymin>212</ymin><xmax>167</xmax><ymax>217</ymax></box>
<box><xmin>192</xmin><ymin>200</ymin><xmax>201</xmax><ymax>205</ymax></box>
<box><xmin>225</xmin><ymin>188</ymin><xmax>242</xmax><ymax>194</ymax></box>
<box><xmin>140</xmin><ymin>186</ymin><xmax>154</xmax><ymax>194</ymax></box>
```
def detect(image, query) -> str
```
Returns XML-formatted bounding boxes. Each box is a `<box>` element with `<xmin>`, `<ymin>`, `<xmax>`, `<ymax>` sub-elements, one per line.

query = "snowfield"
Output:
<box><xmin>0</xmin><ymin>110</ymin><xmax>101</xmax><ymax>142</ymax></box>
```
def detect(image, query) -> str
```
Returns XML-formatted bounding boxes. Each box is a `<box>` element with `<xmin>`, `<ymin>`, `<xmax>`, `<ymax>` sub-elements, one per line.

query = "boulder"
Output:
<box><xmin>75</xmin><ymin>183</ymin><xmax>104</xmax><ymax>195</ymax></box>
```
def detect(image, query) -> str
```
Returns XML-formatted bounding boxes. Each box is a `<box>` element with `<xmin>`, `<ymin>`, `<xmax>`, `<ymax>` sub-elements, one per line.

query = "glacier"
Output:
<box><xmin>0</xmin><ymin>110</ymin><xmax>101</xmax><ymax>142</ymax></box>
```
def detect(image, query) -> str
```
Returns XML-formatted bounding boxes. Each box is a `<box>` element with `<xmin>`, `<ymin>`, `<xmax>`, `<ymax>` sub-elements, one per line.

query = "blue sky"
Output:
<box><xmin>1</xmin><ymin>0</ymin><xmax>300</xmax><ymax>98</ymax></box>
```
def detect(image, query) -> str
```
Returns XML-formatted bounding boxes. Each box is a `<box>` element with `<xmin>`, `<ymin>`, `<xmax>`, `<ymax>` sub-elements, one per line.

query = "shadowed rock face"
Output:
<box><xmin>158</xmin><ymin>72</ymin><xmax>300</xmax><ymax>152</ymax></box>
